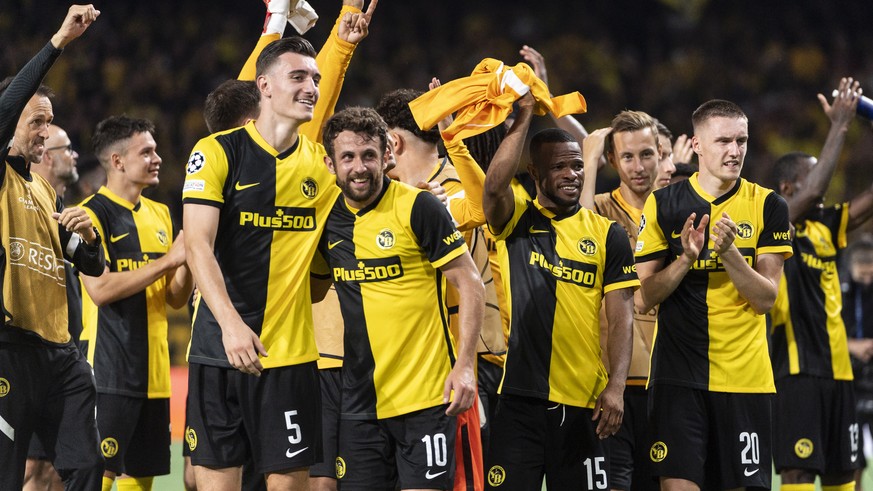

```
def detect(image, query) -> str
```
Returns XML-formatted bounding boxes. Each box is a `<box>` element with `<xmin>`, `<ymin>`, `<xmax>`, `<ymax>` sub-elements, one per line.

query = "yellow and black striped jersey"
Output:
<box><xmin>491</xmin><ymin>192</ymin><xmax>640</xmax><ymax>409</ymax></box>
<box><xmin>636</xmin><ymin>175</ymin><xmax>793</xmax><ymax>393</ymax></box>
<box><xmin>182</xmin><ymin>121</ymin><xmax>339</xmax><ymax>369</ymax></box>
<box><xmin>80</xmin><ymin>186</ymin><xmax>175</xmax><ymax>398</ymax></box>
<box><xmin>770</xmin><ymin>204</ymin><xmax>852</xmax><ymax>381</ymax></box>
<box><xmin>316</xmin><ymin>178</ymin><xmax>467</xmax><ymax>419</ymax></box>
<box><xmin>594</xmin><ymin>189</ymin><xmax>657</xmax><ymax>386</ymax></box>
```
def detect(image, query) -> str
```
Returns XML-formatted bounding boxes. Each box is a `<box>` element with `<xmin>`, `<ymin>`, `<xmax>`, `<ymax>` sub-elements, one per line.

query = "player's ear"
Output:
<box><xmin>691</xmin><ymin>135</ymin><xmax>701</xmax><ymax>155</ymax></box>
<box><xmin>324</xmin><ymin>155</ymin><xmax>336</xmax><ymax>175</ymax></box>
<box><xmin>256</xmin><ymin>74</ymin><xmax>270</xmax><ymax>98</ymax></box>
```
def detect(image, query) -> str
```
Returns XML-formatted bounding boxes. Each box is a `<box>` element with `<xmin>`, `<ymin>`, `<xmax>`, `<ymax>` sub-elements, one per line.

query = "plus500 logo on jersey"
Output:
<box><xmin>239</xmin><ymin>207</ymin><xmax>316</xmax><ymax>231</ymax></box>
<box><xmin>333</xmin><ymin>257</ymin><xmax>404</xmax><ymax>283</ymax></box>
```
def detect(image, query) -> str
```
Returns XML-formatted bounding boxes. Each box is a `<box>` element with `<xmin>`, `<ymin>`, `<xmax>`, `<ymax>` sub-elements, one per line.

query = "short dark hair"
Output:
<box><xmin>769</xmin><ymin>151</ymin><xmax>812</xmax><ymax>193</ymax></box>
<box><xmin>529</xmin><ymin>128</ymin><xmax>576</xmax><ymax>169</ymax></box>
<box><xmin>92</xmin><ymin>115</ymin><xmax>156</xmax><ymax>164</ymax></box>
<box><xmin>375</xmin><ymin>89</ymin><xmax>440</xmax><ymax>145</ymax></box>
<box><xmin>255</xmin><ymin>37</ymin><xmax>317</xmax><ymax>78</ymax></box>
<box><xmin>606</xmin><ymin>110</ymin><xmax>659</xmax><ymax>156</ymax></box>
<box><xmin>655</xmin><ymin>120</ymin><xmax>673</xmax><ymax>141</ymax></box>
<box><xmin>463</xmin><ymin>124</ymin><xmax>507</xmax><ymax>173</ymax></box>
<box><xmin>323</xmin><ymin>107</ymin><xmax>388</xmax><ymax>160</ymax></box>
<box><xmin>0</xmin><ymin>76</ymin><xmax>54</xmax><ymax>99</ymax></box>
<box><xmin>204</xmin><ymin>79</ymin><xmax>260</xmax><ymax>133</ymax></box>
<box><xmin>691</xmin><ymin>99</ymin><xmax>747</xmax><ymax>133</ymax></box>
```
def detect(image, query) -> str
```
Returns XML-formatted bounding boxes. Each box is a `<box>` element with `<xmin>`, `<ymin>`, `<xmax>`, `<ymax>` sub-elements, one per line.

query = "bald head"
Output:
<box><xmin>34</xmin><ymin>124</ymin><xmax>78</xmax><ymax>195</ymax></box>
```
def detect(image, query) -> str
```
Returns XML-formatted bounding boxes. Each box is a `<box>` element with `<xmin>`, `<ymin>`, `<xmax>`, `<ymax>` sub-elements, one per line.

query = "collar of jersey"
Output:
<box><xmin>533</xmin><ymin>197</ymin><xmax>580</xmax><ymax>221</ymax></box>
<box><xmin>98</xmin><ymin>185</ymin><xmax>140</xmax><ymax>211</ymax></box>
<box><xmin>688</xmin><ymin>173</ymin><xmax>743</xmax><ymax>205</ymax></box>
<box><xmin>6</xmin><ymin>155</ymin><xmax>33</xmax><ymax>181</ymax></box>
<box><xmin>610</xmin><ymin>188</ymin><xmax>642</xmax><ymax>225</ymax></box>
<box><xmin>244</xmin><ymin>120</ymin><xmax>300</xmax><ymax>159</ymax></box>
<box><xmin>427</xmin><ymin>157</ymin><xmax>449</xmax><ymax>183</ymax></box>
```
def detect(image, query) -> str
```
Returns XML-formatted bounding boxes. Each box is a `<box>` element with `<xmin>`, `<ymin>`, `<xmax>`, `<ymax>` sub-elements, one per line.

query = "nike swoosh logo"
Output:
<box><xmin>670</xmin><ymin>230</ymin><xmax>682</xmax><ymax>239</ymax></box>
<box><xmin>235</xmin><ymin>181</ymin><xmax>260</xmax><ymax>191</ymax></box>
<box><xmin>425</xmin><ymin>470</ymin><xmax>447</xmax><ymax>480</ymax></box>
<box><xmin>528</xmin><ymin>226</ymin><xmax>550</xmax><ymax>234</ymax></box>
<box><xmin>286</xmin><ymin>446</ymin><xmax>309</xmax><ymax>459</ymax></box>
<box><xmin>328</xmin><ymin>240</ymin><xmax>344</xmax><ymax>250</ymax></box>
<box><xmin>110</xmin><ymin>233</ymin><xmax>129</xmax><ymax>243</ymax></box>
<box><xmin>743</xmin><ymin>467</ymin><xmax>759</xmax><ymax>477</ymax></box>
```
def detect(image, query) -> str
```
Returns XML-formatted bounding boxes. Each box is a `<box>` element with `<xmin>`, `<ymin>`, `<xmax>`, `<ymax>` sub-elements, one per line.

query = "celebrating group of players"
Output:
<box><xmin>1</xmin><ymin>2</ymin><xmax>872</xmax><ymax>491</ymax></box>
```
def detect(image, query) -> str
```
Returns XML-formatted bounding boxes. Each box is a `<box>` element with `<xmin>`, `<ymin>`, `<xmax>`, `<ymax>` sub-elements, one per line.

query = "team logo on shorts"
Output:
<box><xmin>578</xmin><ymin>237</ymin><xmax>597</xmax><ymax>256</ymax></box>
<box><xmin>650</xmin><ymin>441</ymin><xmax>668</xmax><ymax>462</ymax></box>
<box><xmin>638</xmin><ymin>214</ymin><xmax>647</xmax><ymax>234</ymax></box>
<box><xmin>101</xmin><ymin>437</ymin><xmax>119</xmax><ymax>458</ymax></box>
<box><xmin>185</xmin><ymin>426</ymin><xmax>198</xmax><ymax>452</ymax></box>
<box><xmin>157</xmin><ymin>230</ymin><xmax>169</xmax><ymax>247</ymax></box>
<box><xmin>794</xmin><ymin>438</ymin><xmax>813</xmax><ymax>459</ymax></box>
<box><xmin>376</xmin><ymin>228</ymin><xmax>395</xmax><ymax>250</ymax></box>
<box><xmin>301</xmin><ymin>177</ymin><xmax>318</xmax><ymax>199</ymax></box>
<box><xmin>9</xmin><ymin>241</ymin><xmax>24</xmax><ymax>262</ymax></box>
<box><xmin>0</xmin><ymin>378</ymin><xmax>10</xmax><ymax>397</ymax></box>
<box><xmin>487</xmin><ymin>465</ymin><xmax>506</xmax><ymax>487</ymax></box>
<box><xmin>335</xmin><ymin>457</ymin><xmax>346</xmax><ymax>479</ymax></box>
<box><xmin>186</xmin><ymin>151</ymin><xmax>206</xmax><ymax>175</ymax></box>
<box><xmin>736</xmin><ymin>221</ymin><xmax>754</xmax><ymax>240</ymax></box>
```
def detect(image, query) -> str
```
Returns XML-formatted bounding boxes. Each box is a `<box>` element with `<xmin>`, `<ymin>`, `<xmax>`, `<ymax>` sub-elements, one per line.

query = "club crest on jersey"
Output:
<box><xmin>0</xmin><ymin>378</ymin><xmax>9</xmax><ymax>397</ymax></box>
<box><xmin>578</xmin><ymin>237</ymin><xmax>597</xmax><ymax>256</ymax></box>
<box><xmin>157</xmin><ymin>230</ymin><xmax>169</xmax><ymax>247</ymax></box>
<box><xmin>376</xmin><ymin>228</ymin><xmax>395</xmax><ymax>250</ymax></box>
<box><xmin>301</xmin><ymin>177</ymin><xmax>318</xmax><ymax>199</ymax></box>
<box><xmin>335</xmin><ymin>457</ymin><xmax>346</xmax><ymax>479</ymax></box>
<box><xmin>487</xmin><ymin>465</ymin><xmax>506</xmax><ymax>487</ymax></box>
<box><xmin>650</xmin><ymin>441</ymin><xmax>667</xmax><ymax>462</ymax></box>
<box><xmin>736</xmin><ymin>221</ymin><xmax>754</xmax><ymax>240</ymax></box>
<box><xmin>186</xmin><ymin>151</ymin><xmax>205</xmax><ymax>175</ymax></box>
<box><xmin>794</xmin><ymin>438</ymin><xmax>813</xmax><ymax>458</ymax></box>
<box><xmin>638</xmin><ymin>214</ymin><xmax>647</xmax><ymax>234</ymax></box>
<box><xmin>101</xmin><ymin>437</ymin><xmax>119</xmax><ymax>458</ymax></box>
<box><xmin>185</xmin><ymin>426</ymin><xmax>197</xmax><ymax>451</ymax></box>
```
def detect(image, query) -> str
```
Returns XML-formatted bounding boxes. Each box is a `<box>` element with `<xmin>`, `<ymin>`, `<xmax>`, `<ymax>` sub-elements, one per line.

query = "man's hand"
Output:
<box><xmin>51</xmin><ymin>4</ymin><xmax>100</xmax><ymax>49</ymax></box>
<box><xmin>519</xmin><ymin>45</ymin><xmax>548</xmax><ymax>87</ymax></box>
<box><xmin>443</xmin><ymin>363</ymin><xmax>476</xmax><ymax>416</ymax></box>
<box><xmin>222</xmin><ymin>319</ymin><xmax>268</xmax><ymax>376</ymax></box>
<box><xmin>592</xmin><ymin>381</ymin><xmax>623</xmax><ymax>439</ymax></box>
<box><xmin>338</xmin><ymin>0</ymin><xmax>377</xmax><ymax>44</ymax></box>
<box><xmin>164</xmin><ymin>231</ymin><xmax>187</xmax><ymax>269</ymax></box>
<box><xmin>711</xmin><ymin>212</ymin><xmax>737</xmax><ymax>255</ymax></box>
<box><xmin>583</xmin><ymin>127</ymin><xmax>612</xmax><ymax>167</ymax></box>
<box><xmin>53</xmin><ymin>207</ymin><xmax>97</xmax><ymax>243</ymax></box>
<box><xmin>428</xmin><ymin>77</ymin><xmax>454</xmax><ymax>132</ymax></box>
<box><xmin>819</xmin><ymin>77</ymin><xmax>861</xmax><ymax>132</ymax></box>
<box><xmin>672</xmin><ymin>134</ymin><xmax>694</xmax><ymax>164</ymax></box>
<box><xmin>417</xmin><ymin>181</ymin><xmax>448</xmax><ymax>205</ymax></box>
<box><xmin>681</xmin><ymin>212</ymin><xmax>709</xmax><ymax>261</ymax></box>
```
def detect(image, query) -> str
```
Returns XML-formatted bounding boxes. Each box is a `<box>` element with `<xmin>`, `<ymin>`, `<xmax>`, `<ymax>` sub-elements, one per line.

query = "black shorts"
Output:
<box><xmin>609</xmin><ymin>385</ymin><xmax>657</xmax><ymax>491</ymax></box>
<box><xmin>0</xmin><ymin>327</ymin><xmax>102</xmax><ymax>490</ymax></box>
<box><xmin>310</xmin><ymin>367</ymin><xmax>341</xmax><ymax>479</ymax></box>
<box><xmin>773</xmin><ymin>375</ymin><xmax>863</xmax><ymax>474</ymax></box>
<box><xmin>486</xmin><ymin>394</ymin><xmax>606</xmax><ymax>491</ymax></box>
<box><xmin>337</xmin><ymin>404</ymin><xmax>456</xmax><ymax>490</ymax></box>
<box><xmin>97</xmin><ymin>394</ymin><xmax>170</xmax><ymax>477</ymax></box>
<box><xmin>186</xmin><ymin>362</ymin><xmax>322</xmax><ymax>474</ymax></box>
<box><xmin>648</xmin><ymin>384</ymin><xmax>772</xmax><ymax>489</ymax></box>
<box><xmin>477</xmin><ymin>355</ymin><xmax>503</xmax><ymax>459</ymax></box>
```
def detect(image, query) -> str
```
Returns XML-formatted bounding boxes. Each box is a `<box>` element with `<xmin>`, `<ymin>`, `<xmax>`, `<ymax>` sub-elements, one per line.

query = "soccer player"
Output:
<box><xmin>24</xmin><ymin>123</ymin><xmax>84</xmax><ymax>491</ymax></box>
<box><xmin>483</xmin><ymin>92</ymin><xmax>638</xmax><ymax>490</ymax></box>
<box><xmin>183</xmin><ymin>36</ymin><xmax>340</xmax><ymax>490</ymax></box>
<box><xmin>635</xmin><ymin>99</ymin><xmax>793</xmax><ymax>490</ymax></box>
<box><xmin>76</xmin><ymin>116</ymin><xmax>193</xmax><ymax>491</ymax></box>
<box><xmin>316</xmin><ymin>105</ymin><xmax>483</xmax><ymax>491</ymax></box>
<box><xmin>769</xmin><ymin>78</ymin><xmax>872</xmax><ymax>491</ymax></box>
<box><xmin>0</xmin><ymin>5</ymin><xmax>105</xmax><ymax>490</ymax></box>
<box><xmin>580</xmin><ymin>111</ymin><xmax>664</xmax><ymax>491</ymax></box>
<box><xmin>653</xmin><ymin>121</ymin><xmax>678</xmax><ymax>190</ymax></box>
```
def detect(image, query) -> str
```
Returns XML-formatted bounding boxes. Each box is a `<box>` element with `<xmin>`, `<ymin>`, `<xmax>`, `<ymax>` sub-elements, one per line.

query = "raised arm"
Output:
<box><xmin>519</xmin><ymin>44</ymin><xmax>589</xmax><ymax>142</ymax></box>
<box><xmin>0</xmin><ymin>5</ymin><xmax>99</xmax><ymax>153</ymax></box>
<box><xmin>847</xmin><ymin>120</ymin><xmax>873</xmax><ymax>231</ymax></box>
<box><xmin>484</xmin><ymin>92</ymin><xmax>535</xmax><ymax>233</ymax></box>
<box><xmin>439</xmin><ymin>252</ymin><xmax>484</xmax><ymax>416</ymax></box>
<box><xmin>784</xmin><ymin>77</ymin><xmax>859</xmax><ymax>223</ymax></box>
<box><xmin>580</xmin><ymin>127</ymin><xmax>612</xmax><ymax>210</ymax></box>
